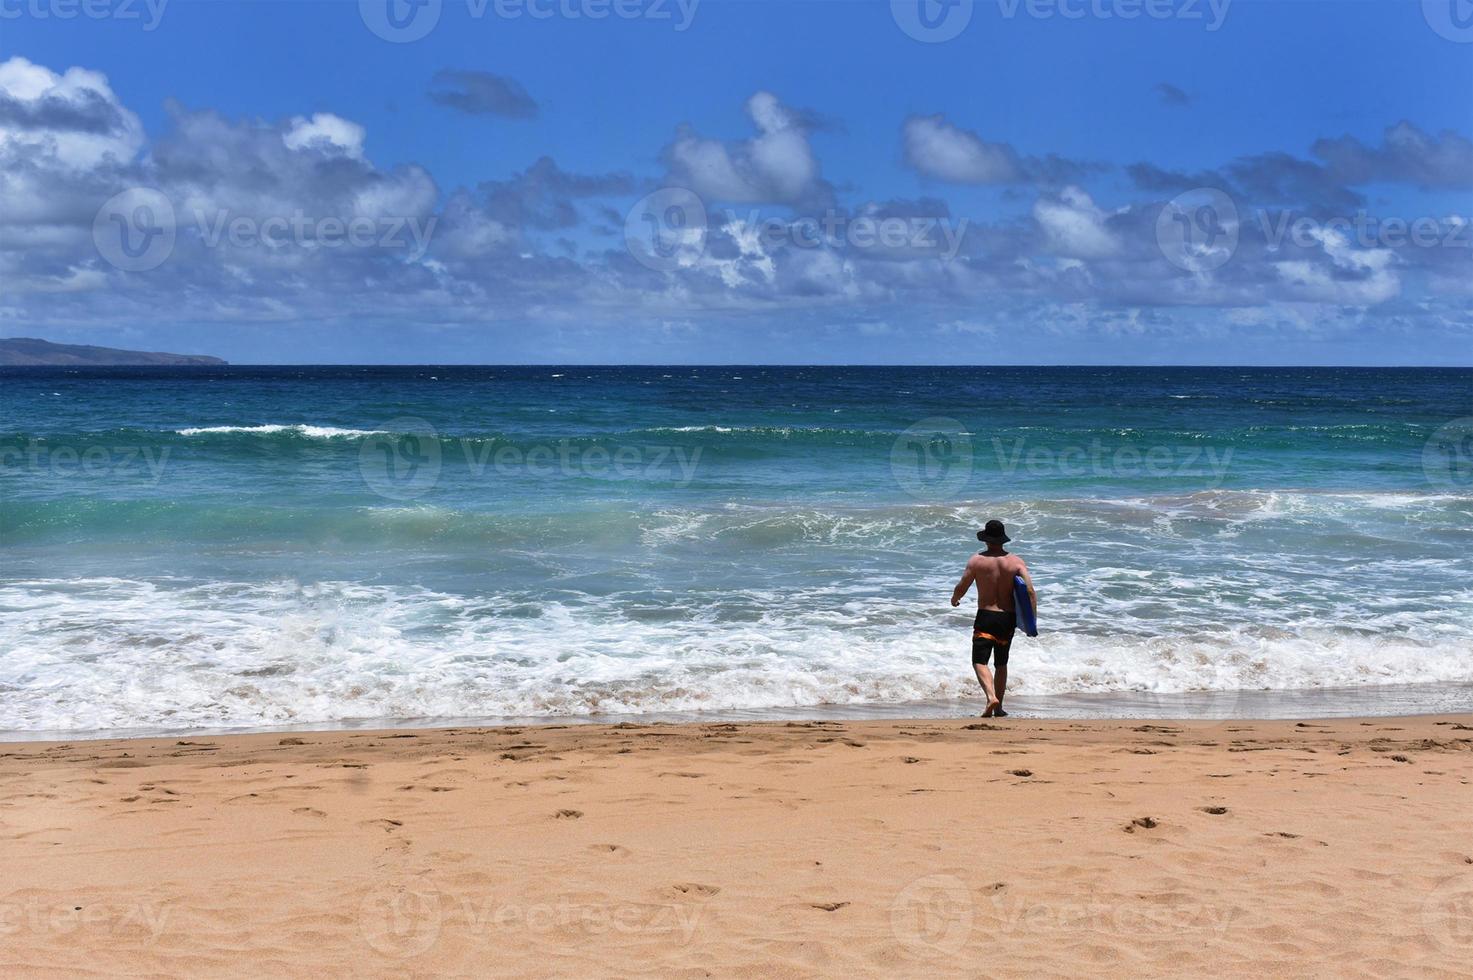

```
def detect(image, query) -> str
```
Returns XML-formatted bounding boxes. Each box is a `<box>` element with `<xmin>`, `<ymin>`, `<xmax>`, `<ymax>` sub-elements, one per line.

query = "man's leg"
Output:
<box><xmin>971</xmin><ymin>625</ymin><xmax>1001</xmax><ymax>716</ymax></box>
<box><xmin>993</xmin><ymin>647</ymin><xmax>1009</xmax><ymax>717</ymax></box>
<box><xmin>972</xmin><ymin>658</ymin><xmax>1000</xmax><ymax>717</ymax></box>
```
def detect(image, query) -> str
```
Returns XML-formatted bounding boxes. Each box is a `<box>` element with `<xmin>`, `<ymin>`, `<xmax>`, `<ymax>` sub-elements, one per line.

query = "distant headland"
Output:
<box><xmin>0</xmin><ymin>337</ymin><xmax>227</xmax><ymax>366</ymax></box>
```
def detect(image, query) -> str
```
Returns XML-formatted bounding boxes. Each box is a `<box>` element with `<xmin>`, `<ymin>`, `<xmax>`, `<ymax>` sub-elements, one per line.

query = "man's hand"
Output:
<box><xmin>950</xmin><ymin>564</ymin><xmax>973</xmax><ymax>608</ymax></box>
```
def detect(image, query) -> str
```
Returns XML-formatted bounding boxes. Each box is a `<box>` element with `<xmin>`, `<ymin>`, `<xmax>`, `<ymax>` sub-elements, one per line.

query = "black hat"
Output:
<box><xmin>977</xmin><ymin>519</ymin><xmax>1011</xmax><ymax>544</ymax></box>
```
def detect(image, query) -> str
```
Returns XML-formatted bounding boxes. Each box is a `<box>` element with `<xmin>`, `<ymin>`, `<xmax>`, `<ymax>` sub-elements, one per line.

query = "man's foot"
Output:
<box><xmin>983</xmin><ymin>699</ymin><xmax>1000</xmax><ymax>717</ymax></box>
<box><xmin>994</xmin><ymin>707</ymin><xmax>1009</xmax><ymax>718</ymax></box>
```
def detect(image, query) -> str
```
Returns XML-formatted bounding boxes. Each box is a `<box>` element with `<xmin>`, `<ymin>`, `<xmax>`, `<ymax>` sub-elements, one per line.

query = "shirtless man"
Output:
<box><xmin>950</xmin><ymin>519</ymin><xmax>1036</xmax><ymax>718</ymax></box>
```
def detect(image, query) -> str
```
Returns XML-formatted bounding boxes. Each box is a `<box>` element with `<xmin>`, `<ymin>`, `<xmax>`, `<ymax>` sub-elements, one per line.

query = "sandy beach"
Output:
<box><xmin>2</xmin><ymin>715</ymin><xmax>1470</xmax><ymax>977</ymax></box>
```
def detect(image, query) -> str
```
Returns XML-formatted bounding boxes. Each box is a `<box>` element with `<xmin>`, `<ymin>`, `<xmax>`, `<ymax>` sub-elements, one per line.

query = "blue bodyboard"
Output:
<box><xmin>1013</xmin><ymin>575</ymin><xmax>1038</xmax><ymax>637</ymax></box>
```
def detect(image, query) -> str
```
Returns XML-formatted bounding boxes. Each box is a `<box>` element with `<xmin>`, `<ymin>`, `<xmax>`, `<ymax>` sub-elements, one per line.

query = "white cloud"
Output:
<box><xmin>665</xmin><ymin>91</ymin><xmax>823</xmax><ymax>205</ymax></box>
<box><xmin>902</xmin><ymin>114</ymin><xmax>1020</xmax><ymax>184</ymax></box>
<box><xmin>1274</xmin><ymin>226</ymin><xmax>1399</xmax><ymax>305</ymax></box>
<box><xmin>151</xmin><ymin>105</ymin><xmax>437</xmax><ymax>232</ymax></box>
<box><xmin>0</xmin><ymin>56</ymin><xmax>142</xmax><ymax>169</ymax></box>
<box><xmin>1032</xmin><ymin>186</ymin><xmax>1120</xmax><ymax>259</ymax></box>
<box><xmin>283</xmin><ymin>113</ymin><xmax>366</xmax><ymax>159</ymax></box>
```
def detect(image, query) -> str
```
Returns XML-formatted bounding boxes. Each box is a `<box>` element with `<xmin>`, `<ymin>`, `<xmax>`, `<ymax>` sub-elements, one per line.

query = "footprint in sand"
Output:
<box><xmin>425</xmin><ymin>850</ymin><xmax>474</xmax><ymax>863</ymax></box>
<box><xmin>1199</xmin><ymin>806</ymin><xmax>1229</xmax><ymax>815</ymax></box>
<box><xmin>1123</xmin><ymin>817</ymin><xmax>1159</xmax><ymax>833</ymax></box>
<box><xmin>554</xmin><ymin>809</ymin><xmax>583</xmax><ymax>820</ymax></box>
<box><xmin>1009</xmin><ymin>769</ymin><xmax>1033</xmax><ymax>777</ymax></box>
<box><xmin>293</xmin><ymin>807</ymin><xmax>327</xmax><ymax>818</ymax></box>
<box><xmin>668</xmin><ymin>883</ymin><xmax>720</xmax><ymax>898</ymax></box>
<box><xmin>809</xmin><ymin>902</ymin><xmax>849</xmax><ymax>911</ymax></box>
<box><xmin>590</xmin><ymin>844</ymin><xmax>629</xmax><ymax>855</ymax></box>
<box><xmin>362</xmin><ymin>818</ymin><xmax>403</xmax><ymax>832</ymax></box>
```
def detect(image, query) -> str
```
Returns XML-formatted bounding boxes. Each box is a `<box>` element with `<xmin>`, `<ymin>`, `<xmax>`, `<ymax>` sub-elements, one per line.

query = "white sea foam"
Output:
<box><xmin>6</xmin><ymin>489</ymin><xmax>1470</xmax><ymax>733</ymax></box>
<box><xmin>640</xmin><ymin>425</ymin><xmax>890</xmax><ymax>437</ymax></box>
<box><xmin>3</xmin><ymin>575</ymin><xmax>1471</xmax><ymax>733</ymax></box>
<box><xmin>174</xmin><ymin>424</ymin><xmax>384</xmax><ymax>438</ymax></box>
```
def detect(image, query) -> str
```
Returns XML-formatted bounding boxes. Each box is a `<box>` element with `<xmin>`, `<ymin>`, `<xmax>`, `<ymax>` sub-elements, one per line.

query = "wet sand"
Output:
<box><xmin>2</xmin><ymin>716</ymin><xmax>1471</xmax><ymax>977</ymax></box>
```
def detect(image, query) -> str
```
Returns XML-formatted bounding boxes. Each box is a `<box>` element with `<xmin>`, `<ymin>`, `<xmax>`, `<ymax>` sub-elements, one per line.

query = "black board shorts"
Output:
<box><xmin>971</xmin><ymin>609</ymin><xmax>1016</xmax><ymax>668</ymax></box>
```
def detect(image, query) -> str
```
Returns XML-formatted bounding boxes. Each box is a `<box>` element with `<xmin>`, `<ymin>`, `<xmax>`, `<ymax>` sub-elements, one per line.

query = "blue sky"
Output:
<box><xmin>2</xmin><ymin>0</ymin><xmax>1471</xmax><ymax>363</ymax></box>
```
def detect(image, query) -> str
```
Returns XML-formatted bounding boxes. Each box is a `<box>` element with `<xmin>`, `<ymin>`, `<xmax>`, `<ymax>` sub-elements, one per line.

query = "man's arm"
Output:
<box><xmin>950</xmin><ymin>562</ymin><xmax>975</xmax><ymax>608</ymax></box>
<box><xmin>1016</xmin><ymin>557</ymin><xmax>1037</xmax><ymax>608</ymax></box>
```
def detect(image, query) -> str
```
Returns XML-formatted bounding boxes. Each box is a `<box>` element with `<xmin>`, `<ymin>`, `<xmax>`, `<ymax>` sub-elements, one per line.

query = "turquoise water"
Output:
<box><xmin>2</xmin><ymin>366</ymin><xmax>1471</xmax><ymax>732</ymax></box>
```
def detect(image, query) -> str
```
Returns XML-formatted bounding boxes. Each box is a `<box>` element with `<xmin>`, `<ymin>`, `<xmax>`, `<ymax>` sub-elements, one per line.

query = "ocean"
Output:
<box><xmin>3</xmin><ymin>365</ymin><xmax>1471</xmax><ymax>735</ymax></box>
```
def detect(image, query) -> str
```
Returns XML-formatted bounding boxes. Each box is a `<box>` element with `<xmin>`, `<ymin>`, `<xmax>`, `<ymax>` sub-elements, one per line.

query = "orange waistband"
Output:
<box><xmin>973</xmin><ymin>630</ymin><xmax>1011</xmax><ymax>646</ymax></box>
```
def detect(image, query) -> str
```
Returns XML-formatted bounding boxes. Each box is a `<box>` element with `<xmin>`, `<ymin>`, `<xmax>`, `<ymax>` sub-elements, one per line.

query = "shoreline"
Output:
<box><xmin>4</xmin><ymin>714</ymin><xmax>1470</xmax><ymax>975</ymax></box>
<box><xmin>6</xmin><ymin>680</ymin><xmax>1472</xmax><ymax>744</ymax></box>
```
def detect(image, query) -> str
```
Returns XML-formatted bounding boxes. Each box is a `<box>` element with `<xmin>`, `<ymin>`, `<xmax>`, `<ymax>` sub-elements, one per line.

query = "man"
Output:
<box><xmin>950</xmin><ymin>519</ymin><xmax>1036</xmax><ymax>718</ymax></box>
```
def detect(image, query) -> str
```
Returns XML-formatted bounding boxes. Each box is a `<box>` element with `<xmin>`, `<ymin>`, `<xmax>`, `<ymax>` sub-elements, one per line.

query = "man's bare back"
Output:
<box><xmin>962</xmin><ymin>551</ymin><xmax>1028</xmax><ymax>611</ymax></box>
